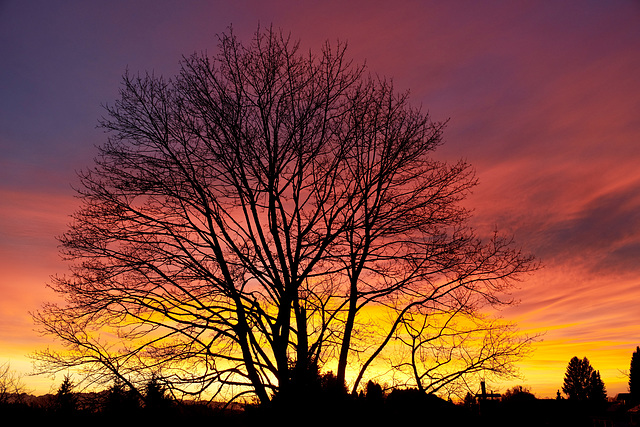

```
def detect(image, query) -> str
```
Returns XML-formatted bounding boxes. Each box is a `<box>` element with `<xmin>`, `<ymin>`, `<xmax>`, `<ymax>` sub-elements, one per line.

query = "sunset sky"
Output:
<box><xmin>1</xmin><ymin>0</ymin><xmax>639</xmax><ymax>397</ymax></box>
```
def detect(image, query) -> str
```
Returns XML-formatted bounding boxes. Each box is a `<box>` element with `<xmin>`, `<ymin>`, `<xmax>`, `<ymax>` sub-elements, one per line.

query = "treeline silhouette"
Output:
<box><xmin>0</xmin><ymin>373</ymin><xmax>241</xmax><ymax>426</ymax></box>
<box><xmin>1</xmin><ymin>372</ymin><xmax>637</xmax><ymax>427</ymax></box>
<box><xmin>3</xmin><ymin>350</ymin><xmax>640</xmax><ymax>426</ymax></box>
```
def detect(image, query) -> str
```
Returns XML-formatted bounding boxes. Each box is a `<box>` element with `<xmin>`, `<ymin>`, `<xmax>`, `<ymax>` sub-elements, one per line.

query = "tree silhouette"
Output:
<box><xmin>104</xmin><ymin>377</ymin><xmax>140</xmax><ymax>414</ymax></box>
<box><xmin>144</xmin><ymin>374</ymin><xmax>170</xmax><ymax>411</ymax></box>
<box><xmin>502</xmin><ymin>385</ymin><xmax>535</xmax><ymax>402</ymax></box>
<box><xmin>392</xmin><ymin>309</ymin><xmax>533</xmax><ymax>398</ymax></box>
<box><xmin>0</xmin><ymin>362</ymin><xmax>27</xmax><ymax>406</ymax></box>
<box><xmin>54</xmin><ymin>375</ymin><xmax>78</xmax><ymax>414</ymax></box>
<box><xmin>364</xmin><ymin>380</ymin><xmax>384</xmax><ymax>404</ymax></box>
<box><xmin>463</xmin><ymin>391</ymin><xmax>476</xmax><ymax>409</ymax></box>
<box><xmin>562</xmin><ymin>357</ymin><xmax>606</xmax><ymax>402</ymax></box>
<box><xmin>588</xmin><ymin>370</ymin><xmax>607</xmax><ymax>404</ymax></box>
<box><xmin>630</xmin><ymin>346</ymin><xmax>640</xmax><ymax>404</ymax></box>
<box><xmin>32</xmin><ymin>25</ymin><xmax>536</xmax><ymax>404</ymax></box>
<box><xmin>563</xmin><ymin>357</ymin><xmax>592</xmax><ymax>400</ymax></box>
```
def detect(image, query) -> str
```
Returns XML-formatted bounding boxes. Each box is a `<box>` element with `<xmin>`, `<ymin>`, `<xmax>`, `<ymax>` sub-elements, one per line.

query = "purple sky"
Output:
<box><xmin>1</xmin><ymin>0</ymin><xmax>640</xmax><ymax>396</ymax></box>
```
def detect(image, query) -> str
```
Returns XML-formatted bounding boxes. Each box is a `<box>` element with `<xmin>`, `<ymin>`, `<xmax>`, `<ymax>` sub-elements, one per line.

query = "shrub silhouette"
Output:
<box><xmin>502</xmin><ymin>385</ymin><xmax>535</xmax><ymax>403</ymax></box>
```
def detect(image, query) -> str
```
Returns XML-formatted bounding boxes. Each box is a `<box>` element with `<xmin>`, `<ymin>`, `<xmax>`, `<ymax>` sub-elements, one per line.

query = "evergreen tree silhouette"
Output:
<box><xmin>588</xmin><ymin>370</ymin><xmax>607</xmax><ymax>404</ymax></box>
<box><xmin>54</xmin><ymin>375</ymin><xmax>78</xmax><ymax>414</ymax></box>
<box><xmin>562</xmin><ymin>356</ymin><xmax>607</xmax><ymax>402</ymax></box>
<box><xmin>630</xmin><ymin>346</ymin><xmax>640</xmax><ymax>404</ymax></box>
<box><xmin>144</xmin><ymin>374</ymin><xmax>168</xmax><ymax>412</ymax></box>
<box><xmin>562</xmin><ymin>357</ymin><xmax>593</xmax><ymax>400</ymax></box>
<box><xmin>105</xmin><ymin>377</ymin><xmax>139</xmax><ymax>414</ymax></box>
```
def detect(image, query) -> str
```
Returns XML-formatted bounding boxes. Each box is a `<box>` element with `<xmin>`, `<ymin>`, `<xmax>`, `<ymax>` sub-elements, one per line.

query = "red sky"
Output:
<box><xmin>1</xmin><ymin>0</ymin><xmax>639</xmax><ymax>397</ymax></box>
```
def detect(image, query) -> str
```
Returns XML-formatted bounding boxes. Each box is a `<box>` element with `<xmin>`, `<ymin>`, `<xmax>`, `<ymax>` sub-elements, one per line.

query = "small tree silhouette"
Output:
<box><xmin>588</xmin><ymin>370</ymin><xmax>607</xmax><ymax>404</ymax></box>
<box><xmin>0</xmin><ymin>362</ymin><xmax>27</xmax><ymax>406</ymax></box>
<box><xmin>54</xmin><ymin>375</ymin><xmax>78</xmax><ymax>414</ymax></box>
<box><xmin>104</xmin><ymin>377</ymin><xmax>140</xmax><ymax>414</ymax></box>
<box><xmin>144</xmin><ymin>374</ymin><xmax>169</xmax><ymax>411</ymax></box>
<box><xmin>630</xmin><ymin>346</ymin><xmax>640</xmax><ymax>404</ymax></box>
<box><xmin>365</xmin><ymin>380</ymin><xmax>384</xmax><ymax>404</ymax></box>
<box><xmin>319</xmin><ymin>370</ymin><xmax>347</xmax><ymax>397</ymax></box>
<box><xmin>463</xmin><ymin>391</ymin><xmax>477</xmax><ymax>409</ymax></box>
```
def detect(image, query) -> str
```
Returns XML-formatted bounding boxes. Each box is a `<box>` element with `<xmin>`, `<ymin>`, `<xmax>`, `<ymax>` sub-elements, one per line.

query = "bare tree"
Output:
<box><xmin>33</xmin><ymin>26</ymin><xmax>536</xmax><ymax>404</ymax></box>
<box><xmin>389</xmin><ymin>308</ymin><xmax>533</xmax><ymax>399</ymax></box>
<box><xmin>0</xmin><ymin>362</ymin><xmax>27</xmax><ymax>405</ymax></box>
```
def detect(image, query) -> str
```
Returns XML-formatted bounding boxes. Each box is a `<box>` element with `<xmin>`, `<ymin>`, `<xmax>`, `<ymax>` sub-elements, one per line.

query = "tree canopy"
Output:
<box><xmin>33</xmin><ymin>26</ymin><xmax>536</xmax><ymax>403</ymax></box>
<box><xmin>562</xmin><ymin>357</ymin><xmax>606</xmax><ymax>402</ymax></box>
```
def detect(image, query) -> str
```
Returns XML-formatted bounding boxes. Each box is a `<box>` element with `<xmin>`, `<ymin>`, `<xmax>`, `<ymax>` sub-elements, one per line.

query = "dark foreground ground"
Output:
<box><xmin>1</xmin><ymin>391</ymin><xmax>637</xmax><ymax>427</ymax></box>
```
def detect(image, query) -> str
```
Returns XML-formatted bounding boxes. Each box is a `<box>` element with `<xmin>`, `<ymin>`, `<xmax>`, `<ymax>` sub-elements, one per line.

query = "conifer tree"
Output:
<box><xmin>588</xmin><ymin>370</ymin><xmax>607</xmax><ymax>403</ymax></box>
<box><xmin>144</xmin><ymin>374</ymin><xmax>169</xmax><ymax>411</ymax></box>
<box><xmin>630</xmin><ymin>346</ymin><xmax>640</xmax><ymax>403</ymax></box>
<box><xmin>54</xmin><ymin>375</ymin><xmax>78</xmax><ymax>414</ymax></box>
<box><xmin>562</xmin><ymin>356</ymin><xmax>606</xmax><ymax>402</ymax></box>
<box><xmin>562</xmin><ymin>357</ymin><xmax>592</xmax><ymax>400</ymax></box>
<box><xmin>105</xmin><ymin>377</ymin><xmax>140</xmax><ymax>414</ymax></box>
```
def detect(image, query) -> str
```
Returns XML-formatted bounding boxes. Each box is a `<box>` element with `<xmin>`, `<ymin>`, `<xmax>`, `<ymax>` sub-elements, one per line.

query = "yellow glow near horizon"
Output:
<box><xmin>2</xmin><ymin>322</ymin><xmax>637</xmax><ymax>400</ymax></box>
